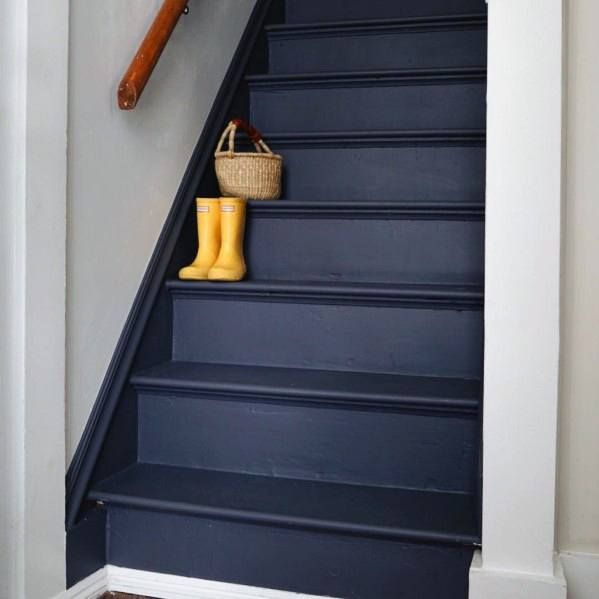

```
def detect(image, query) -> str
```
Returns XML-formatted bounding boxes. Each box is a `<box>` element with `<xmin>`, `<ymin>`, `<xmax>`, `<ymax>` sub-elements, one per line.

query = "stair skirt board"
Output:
<box><xmin>56</xmin><ymin>566</ymin><xmax>334</xmax><ymax>599</ymax></box>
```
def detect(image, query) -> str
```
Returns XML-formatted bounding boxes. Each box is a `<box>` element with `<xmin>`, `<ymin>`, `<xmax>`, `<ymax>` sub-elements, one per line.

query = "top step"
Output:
<box><xmin>285</xmin><ymin>0</ymin><xmax>487</xmax><ymax>24</ymax></box>
<box><xmin>267</xmin><ymin>15</ymin><xmax>487</xmax><ymax>73</ymax></box>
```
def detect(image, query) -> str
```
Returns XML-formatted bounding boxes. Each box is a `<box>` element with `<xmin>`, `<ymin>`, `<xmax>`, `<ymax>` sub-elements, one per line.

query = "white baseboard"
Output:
<box><xmin>54</xmin><ymin>565</ymin><xmax>336</xmax><ymax>599</ymax></box>
<box><xmin>561</xmin><ymin>550</ymin><xmax>599</xmax><ymax>599</ymax></box>
<box><xmin>51</xmin><ymin>568</ymin><xmax>108</xmax><ymax>599</ymax></box>
<box><xmin>469</xmin><ymin>551</ymin><xmax>567</xmax><ymax>599</ymax></box>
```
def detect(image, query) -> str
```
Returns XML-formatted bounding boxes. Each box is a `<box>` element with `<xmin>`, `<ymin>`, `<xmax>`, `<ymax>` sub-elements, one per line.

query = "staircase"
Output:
<box><xmin>68</xmin><ymin>1</ymin><xmax>487</xmax><ymax>597</ymax></box>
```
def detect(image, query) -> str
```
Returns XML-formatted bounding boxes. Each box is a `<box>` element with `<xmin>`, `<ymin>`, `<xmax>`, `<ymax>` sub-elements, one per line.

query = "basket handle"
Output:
<box><xmin>214</xmin><ymin>119</ymin><xmax>274</xmax><ymax>157</ymax></box>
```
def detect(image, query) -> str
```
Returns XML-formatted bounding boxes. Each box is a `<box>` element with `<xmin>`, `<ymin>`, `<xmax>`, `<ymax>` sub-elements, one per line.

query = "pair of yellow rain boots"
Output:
<box><xmin>178</xmin><ymin>197</ymin><xmax>247</xmax><ymax>282</ymax></box>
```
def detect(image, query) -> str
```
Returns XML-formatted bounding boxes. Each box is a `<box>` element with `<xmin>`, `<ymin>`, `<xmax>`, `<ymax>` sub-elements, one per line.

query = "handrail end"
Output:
<box><xmin>118</xmin><ymin>80</ymin><xmax>138</xmax><ymax>110</ymax></box>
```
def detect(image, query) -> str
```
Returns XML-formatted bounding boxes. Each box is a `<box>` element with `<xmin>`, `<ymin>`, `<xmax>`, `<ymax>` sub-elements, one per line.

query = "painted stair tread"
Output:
<box><xmin>266</xmin><ymin>13</ymin><xmax>488</xmax><ymax>35</ymax></box>
<box><xmin>238</xmin><ymin>129</ymin><xmax>486</xmax><ymax>147</ymax></box>
<box><xmin>166</xmin><ymin>279</ymin><xmax>484</xmax><ymax>308</ymax></box>
<box><xmin>247</xmin><ymin>67</ymin><xmax>487</xmax><ymax>87</ymax></box>
<box><xmin>247</xmin><ymin>200</ymin><xmax>485</xmax><ymax>218</ymax></box>
<box><xmin>131</xmin><ymin>360</ymin><xmax>481</xmax><ymax>414</ymax></box>
<box><xmin>89</xmin><ymin>463</ymin><xmax>480</xmax><ymax>545</ymax></box>
<box><xmin>284</xmin><ymin>0</ymin><xmax>487</xmax><ymax>24</ymax></box>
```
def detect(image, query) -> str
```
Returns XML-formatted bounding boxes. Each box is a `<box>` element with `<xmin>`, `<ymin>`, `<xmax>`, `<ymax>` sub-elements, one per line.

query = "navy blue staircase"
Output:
<box><xmin>66</xmin><ymin>1</ymin><xmax>487</xmax><ymax>597</ymax></box>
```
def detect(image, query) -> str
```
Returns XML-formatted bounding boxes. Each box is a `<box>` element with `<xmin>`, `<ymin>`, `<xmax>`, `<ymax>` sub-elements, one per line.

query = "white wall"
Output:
<box><xmin>66</xmin><ymin>0</ymin><xmax>256</xmax><ymax>461</ymax></box>
<box><xmin>558</xmin><ymin>0</ymin><xmax>599</xmax><ymax>582</ymax></box>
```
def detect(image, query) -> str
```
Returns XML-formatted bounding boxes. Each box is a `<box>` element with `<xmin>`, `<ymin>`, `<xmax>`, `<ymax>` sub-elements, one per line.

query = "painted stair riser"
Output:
<box><xmin>171</xmin><ymin>298</ymin><xmax>483</xmax><ymax>378</ymax></box>
<box><xmin>245</xmin><ymin>216</ymin><xmax>484</xmax><ymax>284</ymax></box>
<box><xmin>137</xmin><ymin>392</ymin><xmax>478</xmax><ymax>492</ymax></box>
<box><xmin>249</xmin><ymin>82</ymin><xmax>486</xmax><ymax>132</ymax></box>
<box><xmin>285</xmin><ymin>0</ymin><xmax>487</xmax><ymax>24</ymax></box>
<box><xmin>106</xmin><ymin>507</ymin><xmax>474</xmax><ymax>599</ymax></box>
<box><xmin>268</xmin><ymin>29</ymin><xmax>487</xmax><ymax>74</ymax></box>
<box><xmin>272</xmin><ymin>145</ymin><xmax>486</xmax><ymax>202</ymax></box>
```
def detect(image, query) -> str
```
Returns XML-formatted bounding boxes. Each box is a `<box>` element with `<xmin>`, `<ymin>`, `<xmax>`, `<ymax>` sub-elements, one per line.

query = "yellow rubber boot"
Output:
<box><xmin>208</xmin><ymin>197</ymin><xmax>247</xmax><ymax>282</ymax></box>
<box><xmin>178</xmin><ymin>198</ymin><xmax>221</xmax><ymax>280</ymax></box>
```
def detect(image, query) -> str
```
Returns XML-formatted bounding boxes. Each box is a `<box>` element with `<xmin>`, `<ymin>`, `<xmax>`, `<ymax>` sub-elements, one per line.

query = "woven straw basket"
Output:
<box><xmin>214</xmin><ymin>119</ymin><xmax>282</xmax><ymax>200</ymax></box>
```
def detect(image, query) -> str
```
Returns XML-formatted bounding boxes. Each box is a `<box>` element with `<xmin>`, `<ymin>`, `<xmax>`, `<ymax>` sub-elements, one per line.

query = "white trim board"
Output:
<box><xmin>54</xmin><ymin>566</ymin><xmax>337</xmax><ymax>599</ymax></box>
<box><xmin>469</xmin><ymin>551</ymin><xmax>567</xmax><ymax>599</ymax></box>
<box><xmin>0</xmin><ymin>0</ymin><xmax>69</xmax><ymax>597</ymax></box>
<box><xmin>51</xmin><ymin>568</ymin><xmax>107</xmax><ymax>599</ymax></box>
<box><xmin>561</xmin><ymin>551</ymin><xmax>599</xmax><ymax>599</ymax></box>
<box><xmin>471</xmin><ymin>0</ymin><xmax>567</xmax><ymax>595</ymax></box>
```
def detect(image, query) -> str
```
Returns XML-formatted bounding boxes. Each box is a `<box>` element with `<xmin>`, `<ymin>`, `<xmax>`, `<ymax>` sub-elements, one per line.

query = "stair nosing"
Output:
<box><xmin>266</xmin><ymin>13</ymin><xmax>488</xmax><ymax>38</ymax></box>
<box><xmin>130</xmin><ymin>362</ymin><xmax>480</xmax><ymax>416</ymax></box>
<box><xmin>247</xmin><ymin>67</ymin><xmax>487</xmax><ymax>89</ymax></box>
<box><xmin>239</xmin><ymin>129</ymin><xmax>486</xmax><ymax>148</ymax></box>
<box><xmin>165</xmin><ymin>280</ymin><xmax>484</xmax><ymax>309</ymax></box>
<box><xmin>89</xmin><ymin>469</ymin><xmax>480</xmax><ymax>546</ymax></box>
<box><xmin>247</xmin><ymin>201</ymin><xmax>485</xmax><ymax>220</ymax></box>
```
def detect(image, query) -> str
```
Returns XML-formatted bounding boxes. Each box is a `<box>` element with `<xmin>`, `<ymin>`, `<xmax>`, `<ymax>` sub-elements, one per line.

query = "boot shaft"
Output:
<box><xmin>208</xmin><ymin>197</ymin><xmax>247</xmax><ymax>281</ymax></box>
<box><xmin>219</xmin><ymin>197</ymin><xmax>247</xmax><ymax>251</ymax></box>
<box><xmin>196</xmin><ymin>197</ymin><xmax>221</xmax><ymax>251</ymax></box>
<box><xmin>178</xmin><ymin>197</ymin><xmax>221</xmax><ymax>280</ymax></box>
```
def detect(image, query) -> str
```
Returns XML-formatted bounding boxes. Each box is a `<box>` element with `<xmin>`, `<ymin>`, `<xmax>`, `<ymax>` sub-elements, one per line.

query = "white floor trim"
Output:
<box><xmin>469</xmin><ymin>551</ymin><xmax>567</xmax><ymax>599</ymax></box>
<box><xmin>51</xmin><ymin>568</ymin><xmax>107</xmax><ymax>599</ymax></box>
<box><xmin>54</xmin><ymin>566</ymin><xmax>337</xmax><ymax>599</ymax></box>
<box><xmin>107</xmin><ymin>566</ymin><xmax>337</xmax><ymax>599</ymax></box>
<box><xmin>560</xmin><ymin>551</ymin><xmax>599</xmax><ymax>599</ymax></box>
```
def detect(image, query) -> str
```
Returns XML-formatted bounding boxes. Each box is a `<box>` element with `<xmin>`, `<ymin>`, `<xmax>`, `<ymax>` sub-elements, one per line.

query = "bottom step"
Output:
<box><xmin>90</xmin><ymin>464</ymin><xmax>478</xmax><ymax>599</ymax></box>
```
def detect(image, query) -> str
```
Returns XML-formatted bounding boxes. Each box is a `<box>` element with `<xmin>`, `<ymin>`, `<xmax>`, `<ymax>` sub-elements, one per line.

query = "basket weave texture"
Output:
<box><xmin>214</xmin><ymin>120</ymin><xmax>282</xmax><ymax>200</ymax></box>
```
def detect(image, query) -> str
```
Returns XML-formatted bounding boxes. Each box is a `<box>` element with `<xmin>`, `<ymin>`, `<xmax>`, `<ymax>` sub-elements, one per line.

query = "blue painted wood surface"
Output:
<box><xmin>67</xmin><ymin>0</ymin><xmax>487</xmax><ymax>596</ymax></box>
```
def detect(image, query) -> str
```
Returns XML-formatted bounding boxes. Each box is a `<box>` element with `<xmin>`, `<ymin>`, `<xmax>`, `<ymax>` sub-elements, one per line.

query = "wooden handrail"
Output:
<box><xmin>118</xmin><ymin>0</ymin><xmax>189</xmax><ymax>110</ymax></box>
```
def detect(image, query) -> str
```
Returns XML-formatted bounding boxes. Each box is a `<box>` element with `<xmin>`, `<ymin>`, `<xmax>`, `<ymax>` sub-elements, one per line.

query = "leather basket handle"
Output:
<box><xmin>215</xmin><ymin>119</ymin><xmax>274</xmax><ymax>157</ymax></box>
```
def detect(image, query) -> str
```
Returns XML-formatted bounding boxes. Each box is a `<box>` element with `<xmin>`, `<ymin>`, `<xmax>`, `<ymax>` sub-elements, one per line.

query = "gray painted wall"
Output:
<box><xmin>66</xmin><ymin>0</ymin><xmax>256</xmax><ymax>461</ymax></box>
